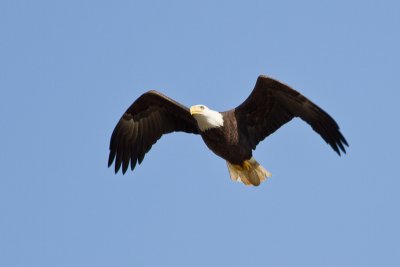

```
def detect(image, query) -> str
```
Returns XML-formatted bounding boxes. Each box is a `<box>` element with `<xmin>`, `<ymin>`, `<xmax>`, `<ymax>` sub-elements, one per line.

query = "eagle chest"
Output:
<box><xmin>202</xmin><ymin>116</ymin><xmax>238</xmax><ymax>143</ymax></box>
<box><xmin>200</xmin><ymin>116</ymin><xmax>249</xmax><ymax>163</ymax></box>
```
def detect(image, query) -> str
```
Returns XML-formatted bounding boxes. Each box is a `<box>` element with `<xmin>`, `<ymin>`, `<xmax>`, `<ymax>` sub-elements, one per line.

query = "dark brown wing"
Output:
<box><xmin>234</xmin><ymin>75</ymin><xmax>348</xmax><ymax>155</ymax></box>
<box><xmin>108</xmin><ymin>90</ymin><xmax>199</xmax><ymax>174</ymax></box>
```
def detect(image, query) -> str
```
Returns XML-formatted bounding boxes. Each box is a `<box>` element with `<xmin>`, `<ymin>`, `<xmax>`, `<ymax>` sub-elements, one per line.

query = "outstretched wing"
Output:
<box><xmin>234</xmin><ymin>75</ymin><xmax>348</xmax><ymax>155</ymax></box>
<box><xmin>108</xmin><ymin>90</ymin><xmax>199</xmax><ymax>174</ymax></box>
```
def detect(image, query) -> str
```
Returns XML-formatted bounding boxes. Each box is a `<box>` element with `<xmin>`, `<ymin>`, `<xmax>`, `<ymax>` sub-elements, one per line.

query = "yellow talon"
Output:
<box><xmin>232</xmin><ymin>160</ymin><xmax>252</xmax><ymax>171</ymax></box>
<box><xmin>226</xmin><ymin>157</ymin><xmax>271</xmax><ymax>186</ymax></box>
<box><xmin>242</xmin><ymin>160</ymin><xmax>252</xmax><ymax>170</ymax></box>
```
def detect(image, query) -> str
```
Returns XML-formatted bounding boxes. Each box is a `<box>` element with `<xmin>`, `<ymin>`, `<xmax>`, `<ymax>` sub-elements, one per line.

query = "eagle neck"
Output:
<box><xmin>194</xmin><ymin>110</ymin><xmax>224</xmax><ymax>132</ymax></box>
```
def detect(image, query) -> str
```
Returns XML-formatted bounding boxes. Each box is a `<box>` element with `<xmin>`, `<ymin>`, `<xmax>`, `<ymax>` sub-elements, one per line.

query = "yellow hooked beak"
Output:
<box><xmin>190</xmin><ymin>106</ymin><xmax>204</xmax><ymax>115</ymax></box>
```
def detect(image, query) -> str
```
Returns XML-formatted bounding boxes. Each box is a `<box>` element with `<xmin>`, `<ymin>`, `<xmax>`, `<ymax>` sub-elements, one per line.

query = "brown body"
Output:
<box><xmin>200</xmin><ymin>110</ymin><xmax>252</xmax><ymax>165</ymax></box>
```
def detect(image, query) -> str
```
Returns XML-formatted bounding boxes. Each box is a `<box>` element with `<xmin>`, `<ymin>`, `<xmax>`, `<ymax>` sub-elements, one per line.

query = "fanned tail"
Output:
<box><xmin>226</xmin><ymin>157</ymin><xmax>272</xmax><ymax>186</ymax></box>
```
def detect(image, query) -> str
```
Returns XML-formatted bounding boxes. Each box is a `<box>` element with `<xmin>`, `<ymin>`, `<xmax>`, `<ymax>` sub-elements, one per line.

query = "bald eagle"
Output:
<box><xmin>108</xmin><ymin>75</ymin><xmax>348</xmax><ymax>186</ymax></box>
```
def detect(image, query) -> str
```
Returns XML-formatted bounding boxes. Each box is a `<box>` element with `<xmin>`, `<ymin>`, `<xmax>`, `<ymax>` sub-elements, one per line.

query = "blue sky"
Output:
<box><xmin>1</xmin><ymin>0</ymin><xmax>399</xmax><ymax>266</ymax></box>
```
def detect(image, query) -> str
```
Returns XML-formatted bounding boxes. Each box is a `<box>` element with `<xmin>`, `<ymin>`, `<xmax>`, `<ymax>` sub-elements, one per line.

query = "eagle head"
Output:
<box><xmin>190</xmin><ymin>105</ymin><xmax>224</xmax><ymax>131</ymax></box>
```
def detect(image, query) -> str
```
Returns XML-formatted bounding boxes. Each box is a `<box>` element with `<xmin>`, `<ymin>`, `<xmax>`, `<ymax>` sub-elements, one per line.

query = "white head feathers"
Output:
<box><xmin>190</xmin><ymin>105</ymin><xmax>224</xmax><ymax>131</ymax></box>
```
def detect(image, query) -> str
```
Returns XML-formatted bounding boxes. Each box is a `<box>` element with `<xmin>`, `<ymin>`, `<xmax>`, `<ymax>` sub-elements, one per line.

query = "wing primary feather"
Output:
<box><xmin>140</xmin><ymin>118</ymin><xmax>150</xmax><ymax>156</ymax></box>
<box><xmin>114</xmin><ymin>144</ymin><xmax>123</xmax><ymax>173</ymax></box>
<box><xmin>310</xmin><ymin>120</ymin><xmax>340</xmax><ymax>155</ymax></box>
<box><xmin>313</xmin><ymin>108</ymin><xmax>348</xmax><ymax>154</ymax></box>
<box><xmin>108</xmin><ymin>122</ymin><xmax>124</xmax><ymax>167</ymax></box>
<box><xmin>130</xmin><ymin>122</ymin><xmax>139</xmax><ymax>171</ymax></box>
<box><xmin>340</xmin><ymin>133</ymin><xmax>349</xmax><ymax>147</ymax></box>
<box><xmin>114</xmin><ymin>120</ymin><xmax>132</xmax><ymax>173</ymax></box>
<box><xmin>108</xmin><ymin>151</ymin><xmax>116</xmax><ymax>167</ymax></box>
<box><xmin>145</xmin><ymin>115</ymin><xmax>156</xmax><ymax>148</ymax></box>
<box><xmin>143</xmin><ymin>117</ymin><xmax>157</xmax><ymax>155</ymax></box>
<box><xmin>108</xmin><ymin>148</ymin><xmax>116</xmax><ymax>168</ymax></box>
<box><xmin>121</xmin><ymin>132</ymin><xmax>132</xmax><ymax>174</ymax></box>
<box><xmin>136</xmin><ymin>120</ymin><xmax>145</xmax><ymax>165</ymax></box>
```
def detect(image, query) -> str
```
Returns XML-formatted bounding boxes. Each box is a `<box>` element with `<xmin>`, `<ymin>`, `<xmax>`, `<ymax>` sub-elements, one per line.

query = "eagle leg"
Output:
<box><xmin>226</xmin><ymin>157</ymin><xmax>272</xmax><ymax>186</ymax></box>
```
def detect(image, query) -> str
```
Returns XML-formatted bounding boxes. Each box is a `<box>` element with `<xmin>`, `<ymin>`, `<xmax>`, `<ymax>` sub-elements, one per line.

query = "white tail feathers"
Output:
<box><xmin>226</xmin><ymin>157</ymin><xmax>272</xmax><ymax>186</ymax></box>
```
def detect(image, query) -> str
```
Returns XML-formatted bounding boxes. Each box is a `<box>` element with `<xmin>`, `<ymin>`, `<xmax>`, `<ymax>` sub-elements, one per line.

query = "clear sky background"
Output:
<box><xmin>1</xmin><ymin>0</ymin><xmax>399</xmax><ymax>266</ymax></box>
